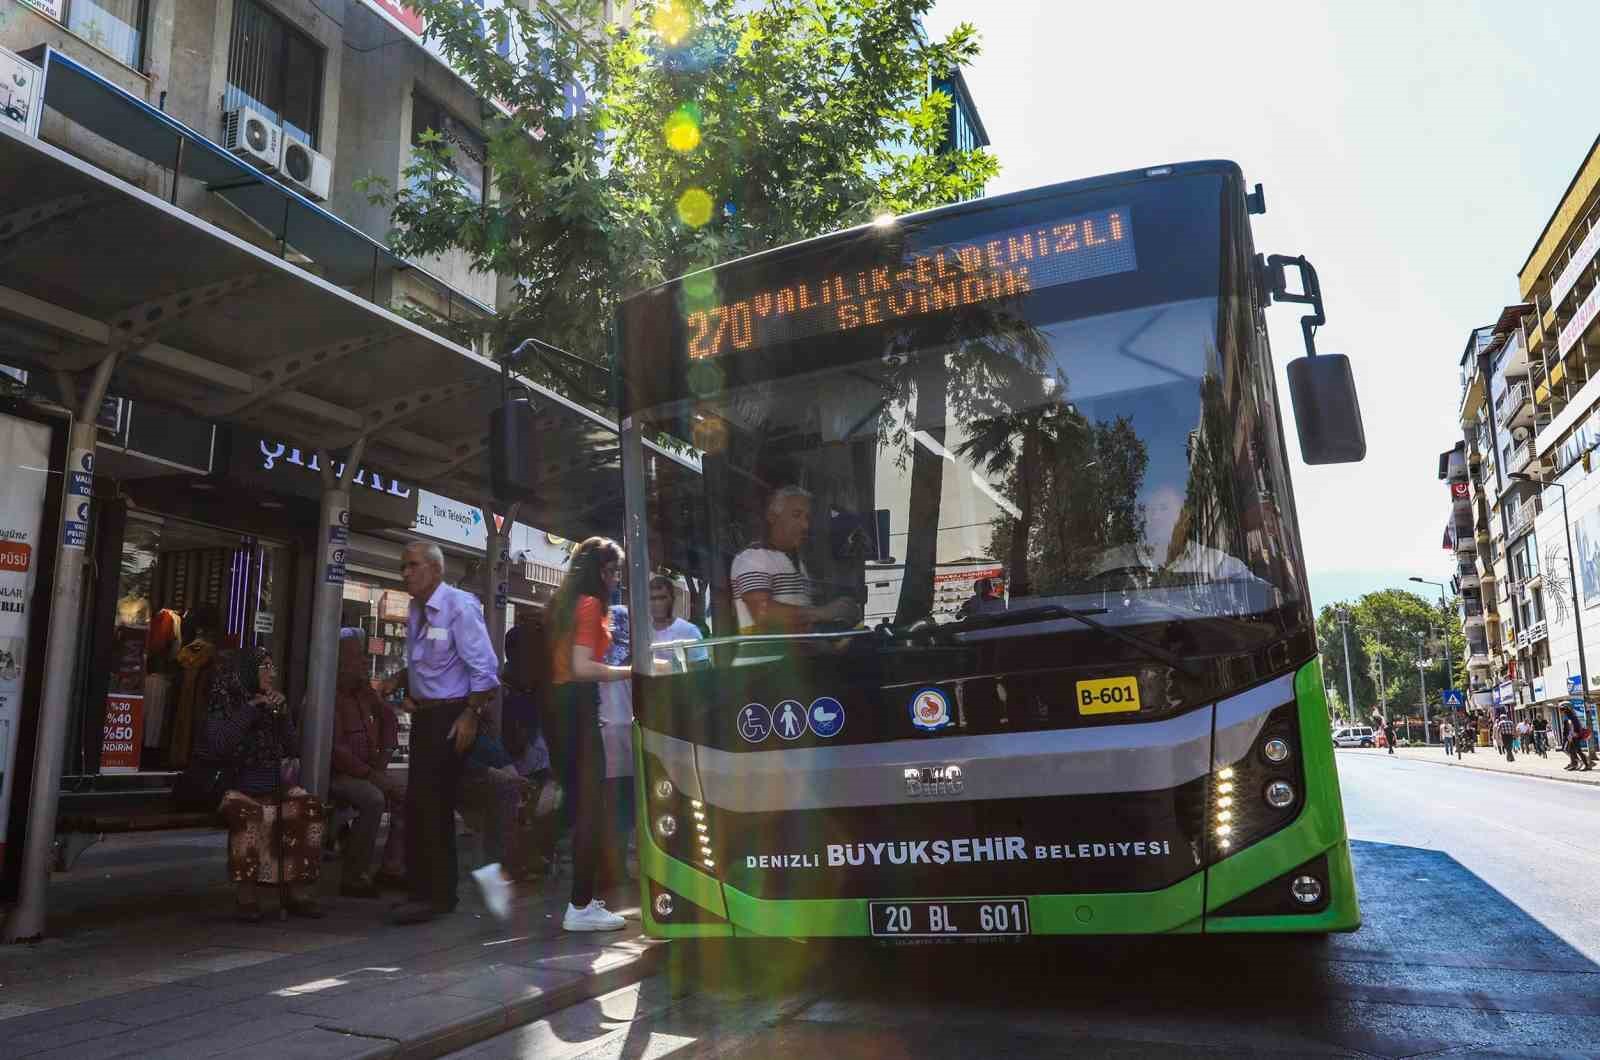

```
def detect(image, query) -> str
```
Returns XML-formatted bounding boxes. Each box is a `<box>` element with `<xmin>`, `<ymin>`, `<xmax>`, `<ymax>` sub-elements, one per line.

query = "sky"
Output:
<box><xmin>926</xmin><ymin>0</ymin><xmax>1600</xmax><ymax>614</ymax></box>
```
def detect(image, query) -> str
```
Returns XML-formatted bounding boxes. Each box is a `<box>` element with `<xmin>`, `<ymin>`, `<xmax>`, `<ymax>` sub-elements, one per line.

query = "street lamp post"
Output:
<box><xmin>1410</xmin><ymin>575</ymin><xmax>1455</xmax><ymax>701</ymax></box>
<box><xmin>1415</xmin><ymin>630</ymin><xmax>1431</xmax><ymax>744</ymax></box>
<box><xmin>1510</xmin><ymin>471</ymin><xmax>1591</xmax><ymax>756</ymax></box>
<box><xmin>1337</xmin><ymin>605</ymin><xmax>1357</xmax><ymax>724</ymax></box>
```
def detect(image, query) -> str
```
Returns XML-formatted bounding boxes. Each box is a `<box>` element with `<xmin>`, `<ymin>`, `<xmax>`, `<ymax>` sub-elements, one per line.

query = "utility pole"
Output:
<box><xmin>1337</xmin><ymin>605</ymin><xmax>1357</xmax><ymax>724</ymax></box>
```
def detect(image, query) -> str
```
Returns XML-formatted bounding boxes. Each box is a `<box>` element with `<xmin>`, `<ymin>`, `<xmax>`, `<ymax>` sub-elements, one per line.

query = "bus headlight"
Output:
<box><xmin>653</xmin><ymin>778</ymin><xmax>676</xmax><ymax>801</ymax></box>
<box><xmin>1262</xmin><ymin>738</ymin><xmax>1291</xmax><ymax>764</ymax></box>
<box><xmin>655</xmin><ymin>814</ymin><xmax>679</xmax><ymax>839</ymax></box>
<box><xmin>653</xmin><ymin>892</ymin><xmax>675</xmax><ymax>918</ymax></box>
<box><xmin>1264</xmin><ymin>780</ymin><xmax>1296</xmax><ymax>809</ymax></box>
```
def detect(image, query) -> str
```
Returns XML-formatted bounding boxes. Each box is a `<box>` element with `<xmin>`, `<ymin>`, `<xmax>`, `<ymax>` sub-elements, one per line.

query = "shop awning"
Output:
<box><xmin>0</xmin><ymin>122</ymin><xmax>696</xmax><ymax>543</ymax></box>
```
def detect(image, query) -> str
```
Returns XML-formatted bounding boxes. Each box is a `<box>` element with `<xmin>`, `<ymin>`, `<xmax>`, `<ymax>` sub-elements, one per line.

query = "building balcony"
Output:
<box><xmin>1507</xmin><ymin>497</ymin><xmax>1541</xmax><ymax>540</ymax></box>
<box><xmin>1496</xmin><ymin>382</ymin><xmax>1533</xmax><ymax>431</ymax></box>
<box><xmin>1467</xmin><ymin>652</ymin><xmax>1492</xmax><ymax>672</ymax></box>
<box><xmin>1526</xmin><ymin>570</ymin><xmax>1545</xmax><ymax>592</ymax></box>
<box><xmin>1506</xmin><ymin>438</ymin><xmax>1535</xmax><ymax>476</ymax></box>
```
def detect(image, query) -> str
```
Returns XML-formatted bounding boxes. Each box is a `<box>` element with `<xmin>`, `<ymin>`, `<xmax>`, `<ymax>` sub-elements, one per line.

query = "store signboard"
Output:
<box><xmin>1551</xmin><ymin>221</ymin><xmax>1600</xmax><ymax>314</ymax></box>
<box><xmin>413</xmin><ymin>490</ymin><xmax>489</xmax><ymax>550</ymax></box>
<box><xmin>0</xmin><ymin>414</ymin><xmax>51</xmax><ymax>869</ymax></box>
<box><xmin>233</xmin><ymin>436</ymin><xmax>419</xmax><ymax>528</ymax></box>
<box><xmin>409</xmin><ymin>490</ymin><xmax>571</xmax><ymax>573</ymax></box>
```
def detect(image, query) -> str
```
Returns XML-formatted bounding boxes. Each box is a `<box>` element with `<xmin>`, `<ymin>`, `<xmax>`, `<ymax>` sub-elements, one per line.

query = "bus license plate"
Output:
<box><xmin>869</xmin><ymin>898</ymin><xmax>1031</xmax><ymax>938</ymax></box>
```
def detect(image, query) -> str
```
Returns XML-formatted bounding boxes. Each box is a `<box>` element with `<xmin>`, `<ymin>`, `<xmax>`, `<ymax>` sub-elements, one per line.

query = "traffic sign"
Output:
<box><xmin>1570</xmin><ymin>675</ymin><xmax>1585</xmax><ymax>695</ymax></box>
<box><xmin>1441</xmin><ymin>688</ymin><xmax>1465</xmax><ymax>709</ymax></box>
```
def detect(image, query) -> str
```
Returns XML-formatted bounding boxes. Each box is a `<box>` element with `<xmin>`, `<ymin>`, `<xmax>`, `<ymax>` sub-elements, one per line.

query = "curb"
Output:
<box><xmin>371</xmin><ymin>938</ymin><xmax>668</xmax><ymax>1060</ymax></box>
<box><xmin>1361</xmin><ymin>749</ymin><xmax>1600</xmax><ymax>789</ymax></box>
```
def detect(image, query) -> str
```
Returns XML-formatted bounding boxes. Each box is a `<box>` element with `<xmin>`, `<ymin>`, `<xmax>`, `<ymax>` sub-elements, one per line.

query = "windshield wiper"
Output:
<box><xmin>947</xmin><ymin>604</ymin><xmax>1201</xmax><ymax>678</ymax></box>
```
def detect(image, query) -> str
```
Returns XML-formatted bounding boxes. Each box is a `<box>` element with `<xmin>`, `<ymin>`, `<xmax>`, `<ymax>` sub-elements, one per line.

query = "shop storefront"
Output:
<box><xmin>62</xmin><ymin>428</ymin><xmax>421</xmax><ymax>785</ymax></box>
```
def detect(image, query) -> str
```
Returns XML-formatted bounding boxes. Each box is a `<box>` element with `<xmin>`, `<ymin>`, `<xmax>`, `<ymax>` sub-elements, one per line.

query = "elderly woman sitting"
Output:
<box><xmin>207</xmin><ymin>646</ymin><xmax>325</xmax><ymax>922</ymax></box>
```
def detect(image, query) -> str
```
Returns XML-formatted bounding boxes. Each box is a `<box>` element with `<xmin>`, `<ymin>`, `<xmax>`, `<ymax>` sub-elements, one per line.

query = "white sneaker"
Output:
<box><xmin>563</xmin><ymin>900</ymin><xmax>626</xmax><ymax>932</ymax></box>
<box><xmin>472</xmin><ymin>863</ymin><xmax>512</xmax><ymax>922</ymax></box>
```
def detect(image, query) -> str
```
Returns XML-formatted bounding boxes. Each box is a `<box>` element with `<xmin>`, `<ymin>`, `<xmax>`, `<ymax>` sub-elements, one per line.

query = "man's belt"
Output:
<box><xmin>413</xmin><ymin>696</ymin><xmax>468</xmax><ymax>709</ymax></box>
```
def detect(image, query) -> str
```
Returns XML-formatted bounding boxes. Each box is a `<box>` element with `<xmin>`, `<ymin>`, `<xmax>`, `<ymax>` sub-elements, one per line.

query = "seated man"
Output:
<box><xmin>328</xmin><ymin>629</ymin><xmax>405</xmax><ymax>897</ymax></box>
<box><xmin>461</xmin><ymin>713</ymin><xmax>560</xmax><ymax>884</ymax></box>
<box><xmin>732</xmin><ymin>485</ymin><xmax>859</xmax><ymax>637</ymax></box>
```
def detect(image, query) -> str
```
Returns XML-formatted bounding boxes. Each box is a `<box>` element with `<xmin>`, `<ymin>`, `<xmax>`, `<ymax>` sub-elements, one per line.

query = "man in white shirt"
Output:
<box><xmin>731</xmin><ymin>485</ymin><xmax>858</xmax><ymax>636</ymax></box>
<box><xmin>647</xmin><ymin>575</ymin><xmax>707</xmax><ymax>668</ymax></box>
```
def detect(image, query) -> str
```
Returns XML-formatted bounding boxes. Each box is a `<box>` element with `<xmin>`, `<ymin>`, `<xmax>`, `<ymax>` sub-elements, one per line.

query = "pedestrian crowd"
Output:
<box><xmin>1430</xmin><ymin>707</ymin><xmax>1593</xmax><ymax>773</ymax></box>
<box><xmin>175</xmin><ymin>536</ymin><xmax>705</xmax><ymax>933</ymax></box>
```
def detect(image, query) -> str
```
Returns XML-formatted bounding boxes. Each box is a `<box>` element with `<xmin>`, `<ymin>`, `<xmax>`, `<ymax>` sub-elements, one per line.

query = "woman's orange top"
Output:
<box><xmin>551</xmin><ymin>595</ymin><xmax>611</xmax><ymax>686</ymax></box>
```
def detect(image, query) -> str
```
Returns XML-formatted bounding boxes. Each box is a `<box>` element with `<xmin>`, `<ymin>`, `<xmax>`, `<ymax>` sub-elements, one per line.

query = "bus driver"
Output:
<box><xmin>732</xmin><ymin>485</ymin><xmax>859</xmax><ymax>636</ymax></box>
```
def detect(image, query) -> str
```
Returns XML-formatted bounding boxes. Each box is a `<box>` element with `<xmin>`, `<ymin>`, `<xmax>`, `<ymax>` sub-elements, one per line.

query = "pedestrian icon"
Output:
<box><xmin>775</xmin><ymin>699</ymin><xmax>805</xmax><ymax>740</ymax></box>
<box><xmin>1441</xmin><ymin>688</ymin><xmax>1464</xmax><ymax>709</ymax></box>
<box><xmin>738</xmin><ymin>703</ymin><xmax>772</xmax><ymax>744</ymax></box>
<box><xmin>808</xmin><ymin>697</ymin><xmax>844</xmax><ymax>738</ymax></box>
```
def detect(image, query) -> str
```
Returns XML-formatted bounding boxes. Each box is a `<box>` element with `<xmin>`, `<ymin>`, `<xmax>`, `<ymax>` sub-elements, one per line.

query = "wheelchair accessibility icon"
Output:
<box><xmin>738</xmin><ymin>703</ymin><xmax>772</xmax><ymax>744</ymax></box>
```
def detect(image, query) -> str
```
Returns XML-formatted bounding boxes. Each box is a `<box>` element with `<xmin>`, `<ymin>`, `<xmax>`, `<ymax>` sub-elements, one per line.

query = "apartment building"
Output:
<box><xmin>1442</xmin><ymin>133</ymin><xmax>1600</xmax><ymax>738</ymax></box>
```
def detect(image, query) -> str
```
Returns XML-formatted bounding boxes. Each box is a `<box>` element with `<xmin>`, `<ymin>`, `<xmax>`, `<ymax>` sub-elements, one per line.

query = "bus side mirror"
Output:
<box><xmin>491</xmin><ymin>396</ymin><xmax>542</xmax><ymax>503</ymax></box>
<box><xmin>1286</xmin><ymin>354</ymin><xmax>1366</xmax><ymax>464</ymax></box>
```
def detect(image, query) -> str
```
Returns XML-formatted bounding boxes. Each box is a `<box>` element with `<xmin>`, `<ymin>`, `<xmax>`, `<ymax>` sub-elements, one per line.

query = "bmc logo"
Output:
<box><xmin>0</xmin><ymin>543</ymin><xmax>30</xmax><ymax>572</ymax></box>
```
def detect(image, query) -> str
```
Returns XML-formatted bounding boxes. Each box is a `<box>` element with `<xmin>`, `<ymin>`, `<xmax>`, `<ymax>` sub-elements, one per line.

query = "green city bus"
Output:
<box><xmin>610</xmin><ymin>160</ymin><xmax>1366</xmax><ymax>939</ymax></box>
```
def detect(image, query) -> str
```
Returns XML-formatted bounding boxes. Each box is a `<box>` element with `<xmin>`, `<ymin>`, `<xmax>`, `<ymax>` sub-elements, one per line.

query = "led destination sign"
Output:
<box><xmin>683</xmin><ymin>205</ymin><xmax>1137</xmax><ymax>360</ymax></box>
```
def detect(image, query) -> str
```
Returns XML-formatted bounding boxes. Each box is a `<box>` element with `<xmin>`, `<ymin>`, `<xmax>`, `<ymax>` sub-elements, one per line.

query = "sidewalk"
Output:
<box><xmin>1348</xmin><ymin>745</ymin><xmax>1600</xmax><ymax>786</ymax></box>
<box><xmin>0</xmin><ymin>829</ymin><xmax>664</xmax><ymax>1058</ymax></box>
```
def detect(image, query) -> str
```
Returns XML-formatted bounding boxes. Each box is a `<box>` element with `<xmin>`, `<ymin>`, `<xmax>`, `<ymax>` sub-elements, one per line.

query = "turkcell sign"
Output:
<box><xmin>1569</xmin><ymin>674</ymin><xmax>1584</xmax><ymax>694</ymax></box>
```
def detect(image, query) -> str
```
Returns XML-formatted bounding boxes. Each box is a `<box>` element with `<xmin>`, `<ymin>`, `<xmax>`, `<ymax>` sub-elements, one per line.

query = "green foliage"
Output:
<box><xmin>1315</xmin><ymin>588</ymin><xmax>1468</xmax><ymax>724</ymax></box>
<box><xmin>367</xmin><ymin>0</ymin><xmax>997</xmax><ymax>402</ymax></box>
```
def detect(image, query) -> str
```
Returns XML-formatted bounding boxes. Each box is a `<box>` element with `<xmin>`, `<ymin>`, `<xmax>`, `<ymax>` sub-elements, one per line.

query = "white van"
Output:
<box><xmin>1332</xmin><ymin>725</ymin><xmax>1376</xmax><ymax>748</ymax></box>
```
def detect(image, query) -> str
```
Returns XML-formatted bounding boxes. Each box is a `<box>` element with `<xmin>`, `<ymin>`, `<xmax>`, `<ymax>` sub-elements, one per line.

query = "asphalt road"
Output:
<box><xmin>454</xmin><ymin>750</ymin><xmax>1600</xmax><ymax>1059</ymax></box>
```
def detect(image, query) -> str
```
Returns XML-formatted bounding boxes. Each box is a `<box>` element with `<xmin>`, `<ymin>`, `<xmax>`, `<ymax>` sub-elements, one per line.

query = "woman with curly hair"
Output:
<box><xmin>207</xmin><ymin>646</ymin><xmax>325</xmax><ymax>921</ymax></box>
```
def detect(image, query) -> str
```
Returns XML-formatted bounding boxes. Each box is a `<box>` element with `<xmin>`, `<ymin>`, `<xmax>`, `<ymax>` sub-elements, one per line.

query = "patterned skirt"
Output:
<box><xmin>219</xmin><ymin>788</ymin><xmax>325</xmax><ymax>884</ymax></box>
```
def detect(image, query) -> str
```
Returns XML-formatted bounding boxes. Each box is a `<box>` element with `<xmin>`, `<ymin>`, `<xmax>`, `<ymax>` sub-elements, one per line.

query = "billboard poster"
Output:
<box><xmin>0</xmin><ymin>414</ymin><xmax>52</xmax><ymax>869</ymax></box>
<box><xmin>1575</xmin><ymin>504</ymin><xmax>1600</xmax><ymax>609</ymax></box>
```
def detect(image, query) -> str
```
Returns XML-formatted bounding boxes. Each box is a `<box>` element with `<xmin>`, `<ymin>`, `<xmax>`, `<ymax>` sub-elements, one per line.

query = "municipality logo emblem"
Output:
<box><xmin>910</xmin><ymin>688</ymin><xmax>952</xmax><ymax>731</ymax></box>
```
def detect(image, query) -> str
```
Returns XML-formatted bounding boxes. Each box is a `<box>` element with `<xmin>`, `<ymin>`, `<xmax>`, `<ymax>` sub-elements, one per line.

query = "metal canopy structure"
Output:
<box><xmin>0</xmin><ymin>122</ymin><xmax>698</xmax><ymax>540</ymax></box>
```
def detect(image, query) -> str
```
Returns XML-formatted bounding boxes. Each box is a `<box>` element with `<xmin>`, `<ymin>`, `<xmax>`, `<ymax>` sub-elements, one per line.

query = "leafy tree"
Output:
<box><xmin>364</xmin><ymin>0</ymin><xmax>996</xmax><ymax>399</ymax></box>
<box><xmin>1315</xmin><ymin>589</ymin><xmax>1466</xmax><ymax>725</ymax></box>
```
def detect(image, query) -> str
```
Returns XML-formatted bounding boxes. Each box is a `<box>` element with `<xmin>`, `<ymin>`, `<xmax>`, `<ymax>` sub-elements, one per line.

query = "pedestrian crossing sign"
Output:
<box><xmin>1441</xmin><ymin>689</ymin><xmax>1465</xmax><ymax>709</ymax></box>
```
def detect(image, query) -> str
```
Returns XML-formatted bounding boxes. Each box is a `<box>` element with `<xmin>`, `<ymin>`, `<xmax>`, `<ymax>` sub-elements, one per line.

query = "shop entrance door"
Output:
<box><xmin>101</xmin><ymin>517</ymin><xmax>292</xmax><ymax>774</ymax></box>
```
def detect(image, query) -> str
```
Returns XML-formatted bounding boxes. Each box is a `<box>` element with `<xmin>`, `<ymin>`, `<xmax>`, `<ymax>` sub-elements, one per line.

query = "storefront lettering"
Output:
<box><xmin>258</xmin><ymin>441</ymin><xmax>412</xmax><ymax>498</ymax></box>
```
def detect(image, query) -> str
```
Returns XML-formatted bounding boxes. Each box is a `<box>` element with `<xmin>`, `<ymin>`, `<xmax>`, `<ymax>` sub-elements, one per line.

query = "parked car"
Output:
<box><xmin>1332</xmin><ymin>725</ymin><xmax>1376</xmax><ymax>748</ymax></box>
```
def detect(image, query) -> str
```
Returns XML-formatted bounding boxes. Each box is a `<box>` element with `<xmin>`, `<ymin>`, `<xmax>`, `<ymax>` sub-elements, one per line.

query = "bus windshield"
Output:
<box><xmin>619</xmin><ymin>166</ymin><xmax>1309</xmax><ymax>676</ymax></box>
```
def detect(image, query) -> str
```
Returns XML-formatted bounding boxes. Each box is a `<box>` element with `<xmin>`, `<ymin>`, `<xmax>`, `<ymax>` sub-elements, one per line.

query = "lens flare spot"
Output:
<box><xmin>653</xmin><ymin>2</ymin><xmax>694</xmax><ymax>46</ymax></box>
<box><xmin>664</xmin><ymin>105</ymin><xmax>702</xmax><ymax>153</ymax></box>
<box><xmin>677</xmin><ymin>187</ymin><xmax>714</xmax><ymax>228</ymax></box>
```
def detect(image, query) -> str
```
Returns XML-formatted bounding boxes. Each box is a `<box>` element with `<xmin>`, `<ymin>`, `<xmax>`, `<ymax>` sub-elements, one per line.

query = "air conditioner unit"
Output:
<box><xmin>222</xmin><ymin>106</ymin><xmax>282</xmax><ymax>172</ymax></box>
<box><xmin>279</xmin><ymin>132</ymin><xmax>331</xmax><ymax>201</ymax></box>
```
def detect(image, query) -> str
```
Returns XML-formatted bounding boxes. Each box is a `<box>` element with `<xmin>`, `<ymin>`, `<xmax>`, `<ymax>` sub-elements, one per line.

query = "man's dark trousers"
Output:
<box><xmin>406</xmin><ymin>701</ymin><xmax>468</xmax><ymax>909</ymax></box>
